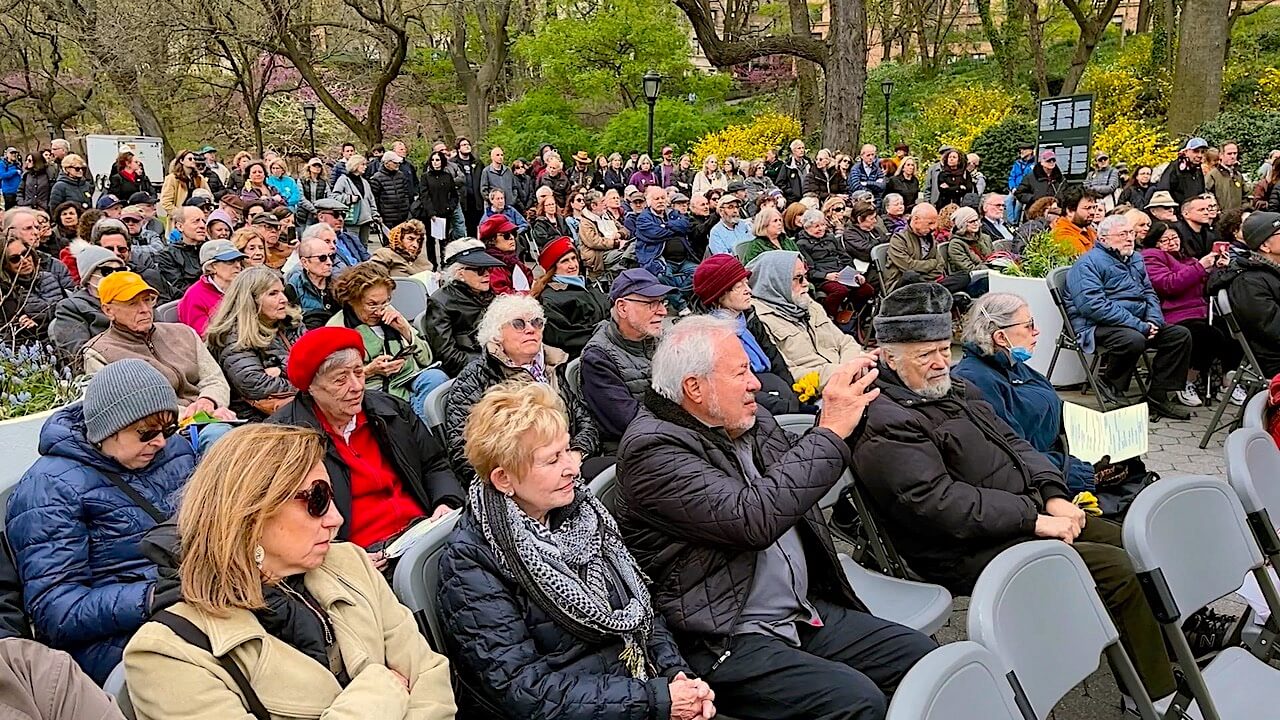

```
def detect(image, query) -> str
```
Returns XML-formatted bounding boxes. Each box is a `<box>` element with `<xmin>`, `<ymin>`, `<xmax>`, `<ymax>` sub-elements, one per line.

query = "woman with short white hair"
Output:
<box><xmin>421</xmin><ymin>238</ymin><xmax>501</xmax><ymax>376</ymax></box>
<box><xmin>442</xmin><ymin>294</ymin><xmax>604</xmax><ymax>485</ymax></box>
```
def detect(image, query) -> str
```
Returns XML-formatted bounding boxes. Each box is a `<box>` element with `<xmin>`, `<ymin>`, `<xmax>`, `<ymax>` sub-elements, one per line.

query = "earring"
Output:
<box><xmin>504</xmin><ymin>488</ymin><xmax>515</xmax><ymax>498</ymax></box>
<box><xmin>254</xmin><ymin>545</ymin><xmax>265</xmax><ymax>568</ymax></box>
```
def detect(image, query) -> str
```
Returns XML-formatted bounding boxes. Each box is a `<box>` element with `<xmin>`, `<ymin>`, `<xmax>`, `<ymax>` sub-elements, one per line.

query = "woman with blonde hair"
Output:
<box><xmin>123</xmin><ymin>424</ymin><xmax>457</xmax><ymax>720</ymax></box>
<box><xmin>885</xmin><ymin>156</ymin><xmax>921</xmax><ymax>210</ymax></box>
<box><xmin>159</xmin><ymin>150</ymin><xmax>206</xmax><ymax>228</ymax></box>
<box><xmin>437</xmin><ymin>381</ymin><xmax>710</xmax><ymax>719</ymax></box>
<box><xmin>692</xmin><ymin>154</ymin><xmax>727</xmax><ymax>196</ymax></box>
<box><xmin>740</xmin><ymin>205</ymin><xmax>799</xmax><ymax>263</ymax></box>
<box><xmin>231</xmin><ymin>227</ymin><xmax>267</xmax><ymax>266</ymax></box>
<box><xmin>205</xmin><ymin>265</ymin><xmax>303</xmax><ymax>419</ymax></box>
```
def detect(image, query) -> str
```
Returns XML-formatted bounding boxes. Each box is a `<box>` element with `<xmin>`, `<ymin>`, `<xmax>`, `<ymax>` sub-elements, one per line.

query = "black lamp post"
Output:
<box><xmin>44</xmin><ymin>121</ymin><xmax>55</xmax><ymax>142</ymax></box>
<box><xmin>880</xmin><ymin>80</ymin><xmax>894</xmax><ymax>148</ymax></box>
<box><xmin>302</xmin><ymin>101</ymin><xmax>317</xmax><ymax>157</ymax></box>
<box><xmin>642</xmin><ymin>70</ymin><xmax>662</xmax><ymax>159</ymax></box>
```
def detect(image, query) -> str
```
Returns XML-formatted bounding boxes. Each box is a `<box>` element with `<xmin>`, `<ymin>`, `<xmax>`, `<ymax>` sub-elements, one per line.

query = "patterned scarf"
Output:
<box><xmin>467</xmin><ymin>480</ymin><xmax>655</xmax><ymax>679</ymax></box>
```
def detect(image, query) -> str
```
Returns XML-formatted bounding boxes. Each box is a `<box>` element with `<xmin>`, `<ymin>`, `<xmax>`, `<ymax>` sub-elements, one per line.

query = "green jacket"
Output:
<box><xmin>326</xmin><ymin>308</ymin><xmax>434</xmax><ymax>399</ymax></box>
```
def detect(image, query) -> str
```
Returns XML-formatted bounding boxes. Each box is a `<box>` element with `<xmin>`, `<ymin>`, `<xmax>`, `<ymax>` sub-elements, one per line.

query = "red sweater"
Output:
<box><xmin>318</xmin><ymin>411</ymin><xmax>424</xmax><ymax>548</ymax></box>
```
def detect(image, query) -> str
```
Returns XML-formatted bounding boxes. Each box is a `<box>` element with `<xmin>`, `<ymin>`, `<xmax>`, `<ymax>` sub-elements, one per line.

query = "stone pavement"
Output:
<box><xmin>839</xmin><ymin>389</ymin><xmax>1249</xmax><ymax>718</ymax></box>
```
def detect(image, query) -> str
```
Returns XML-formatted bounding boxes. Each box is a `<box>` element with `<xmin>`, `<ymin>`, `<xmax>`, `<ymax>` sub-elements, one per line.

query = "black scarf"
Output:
<box><xmin>255</xmin><ymin>578</ymin><xmax>350</xmax><ymax>683</ymax></box>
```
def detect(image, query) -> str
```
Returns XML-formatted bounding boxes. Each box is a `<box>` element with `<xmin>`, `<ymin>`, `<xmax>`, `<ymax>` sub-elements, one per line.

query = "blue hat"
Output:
<box><xmin>608</xmin><ymin>268</ymin><xmax>675</xmax><ymax>303</ymax></box>
<box><xmin>95</xmin><ymin>194</ymin><xmax>120</xmax><ymax>211</ymax></box>
<box><xmin>1185</xmin><ymin>137</ymin><xmax>1209</xmax><ymax>151</ymax></box>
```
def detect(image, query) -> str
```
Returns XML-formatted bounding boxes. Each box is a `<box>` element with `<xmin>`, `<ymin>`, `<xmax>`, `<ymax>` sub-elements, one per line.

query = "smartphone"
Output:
<box><xmin>1213</xmin><ymin>241</ymin><xmax>1230</xmax><ymax>255</ymax></box>
<box><xmin>390</xmin><ymin>346</ymin><xmax>415</xmax><ymax>360</ymax></box>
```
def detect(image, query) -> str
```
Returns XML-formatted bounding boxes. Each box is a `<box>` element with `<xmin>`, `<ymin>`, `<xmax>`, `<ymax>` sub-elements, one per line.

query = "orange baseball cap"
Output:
<box><xmin>97</xmin><ymin>271</ymin><xmax>157</xmax><ymax>304</ymax></box>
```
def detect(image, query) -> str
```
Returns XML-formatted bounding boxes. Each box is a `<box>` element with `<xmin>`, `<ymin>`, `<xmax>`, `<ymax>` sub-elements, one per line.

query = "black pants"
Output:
<box><xmin>756</xmin><ymin>372</ymin><xmax>801</xmax><ymax>415</ymax></box>
<box><xmin>1179</xmin><ymin>318</ymin><xmax>1242</xmax><ymax>378</ymax></box>
<box><xmin>2</xmin><ymin>193</ymin><xmax>15</xmax><ymax>209</ymax></box>
<box><xmin>685</xmin><ymin>599</ymin><xmax>936</xmax><ymax>720</ymax></box>
<box><xmin>1094</xmin><ymin>323</ymin><xmax>1192</xmax><ymax>394</ymax></box>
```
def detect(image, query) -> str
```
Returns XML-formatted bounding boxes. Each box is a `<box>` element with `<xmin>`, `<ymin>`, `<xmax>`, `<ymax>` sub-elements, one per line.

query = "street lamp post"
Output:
<box><xmin>44</xmin><ymin>121</ymin><xmax>55</xmax><ymax>142</ymax></box>
<box><xmin>642</xmin><ymin>71</ymin><xmax>662</xmax><ymax>160</ymax></box>
<box><xmin>302</xmin><ymin>101</ymin><xmax>317</xmax><ymax>157</ymax></box>
<box><xmin>880</xmin><ymin>80</ymin><xmax>894</xmax><ymax>149</ymax></box>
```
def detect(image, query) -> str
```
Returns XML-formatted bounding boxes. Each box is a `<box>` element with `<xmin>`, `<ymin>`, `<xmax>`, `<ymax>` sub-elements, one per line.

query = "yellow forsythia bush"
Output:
<box><xmin>1091</xmin><ymin>116</ymin><xmax>1178</xmax><ymax>171</ymax></box>
<box><xmin>914</xmin><ymin>85</ymin><xmax>1026</xmax><ymax>155</ymax></box>
<box><xmin>1079</xmin><ymin>68</ymin><xmax>1143</xmax><ymax>126</ymax></box>
<box><xmin>1257</xmin><ymin>68</ymin><xmax>1280</xmax><ymax>110</ymax></box>
<box><xmin>691</xmin><ymin>113</ymin><xmax>801</xmax><ymax>165</ymax></box>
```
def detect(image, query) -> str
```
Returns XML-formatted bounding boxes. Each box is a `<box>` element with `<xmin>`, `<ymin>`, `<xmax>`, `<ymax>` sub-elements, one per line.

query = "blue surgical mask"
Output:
<box><xmin>1010</xmin><ymin>346</ymin><xmax>1033</xmax><ymax>363</ymax></box>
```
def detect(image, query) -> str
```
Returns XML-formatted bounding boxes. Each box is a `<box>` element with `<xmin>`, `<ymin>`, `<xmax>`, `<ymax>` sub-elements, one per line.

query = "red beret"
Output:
<box><xmin>478</xmin><ymin>214</ymin><xmax>518</xmax><ymax>241</ymax></box>
<box><xmin>693</xmin><ymin>254</ymin><xmax>750</xmax><ymax>306</ymax></box>
<box><xmin>287</xmin><ymin>327</ymin><xmax>366</xmax><ymax>391</ymax></box>
<box><xmin>538</xmin><ymin>236</ymin><xmax>576</xmax><ymax>273</ymax></box>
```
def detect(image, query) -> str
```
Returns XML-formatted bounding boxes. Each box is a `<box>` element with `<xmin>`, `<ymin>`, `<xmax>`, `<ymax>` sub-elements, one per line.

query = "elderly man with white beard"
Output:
<box><xmin>615</xmin><ymin>315</ymin><xmax>935</xmax><ymax>720</ymax></box>
<box><xmin>848</xmin><ymin>282</ymin><xmax>1178</xmax><ymax>706</ymax></box>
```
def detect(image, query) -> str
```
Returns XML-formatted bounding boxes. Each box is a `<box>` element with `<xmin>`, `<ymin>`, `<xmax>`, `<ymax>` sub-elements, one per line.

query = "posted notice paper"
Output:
<box><xmin>1061</xmin><ymin>401</ymin><xmax>1149</xmax><ymax>464</ymax></box>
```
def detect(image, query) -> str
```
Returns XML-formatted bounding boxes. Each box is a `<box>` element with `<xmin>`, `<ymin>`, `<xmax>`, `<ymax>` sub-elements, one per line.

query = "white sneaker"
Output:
<box><xmin>1231</xmin><ymin>385</ymin><xmax>1249</xmax><ymax>406</ymax></box>
<box><xmin>1176</xmin><ymin>382</ymin><xmax>1203</xmax><ymax>407</ymax></box>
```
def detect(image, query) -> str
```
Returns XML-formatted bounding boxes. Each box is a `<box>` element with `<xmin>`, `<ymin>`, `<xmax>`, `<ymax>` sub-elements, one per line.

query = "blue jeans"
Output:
<box><xmin>449</xmin><ymin>206</ymin><xmax>466</xmax><ymax>241</ymax></box>
<box><xmin>1004</xmin><ymin>194</ymin><xmax>1022</xmax><ymax>224</ymax></box>
<box><xmin>659</xmin><ymin>260</ymin><xmax>698</xmax><ymax>311</ymax></box>
<box><xmin>409</xmin><ymin>368</ymin><xmax>451</xmax><ymax>424</ymax></box>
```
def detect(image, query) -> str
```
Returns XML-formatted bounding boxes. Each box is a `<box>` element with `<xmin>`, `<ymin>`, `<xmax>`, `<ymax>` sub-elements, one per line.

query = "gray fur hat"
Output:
<box><xmin>873</xmin><ymin>282</ymin><xmax>953</xmax><ymax>344</ymax></box>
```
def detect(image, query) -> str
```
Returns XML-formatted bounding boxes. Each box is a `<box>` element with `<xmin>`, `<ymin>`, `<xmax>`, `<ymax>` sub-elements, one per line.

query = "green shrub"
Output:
<box><xmin>0</xmin><ymin>344</ymin><xmax>81</xmax><ymax>421</ymax></box>
<box><xmin>969</xmin><ymin>116</ymin><xmax>1036</xmax><ymax>194</ymax></box>
<box><xmin>1002</xmin><ymin>231</ymin><xmax>1081</xmax><ymax>279</ymax></box>
<box><xmin>908</xmin><ymin>84</ymin><xmax>1030</xmax><ymax>157</ymax></box>
<box><xmin>486</xmin><ymin>90</ymin><xmax>596</xmax><ymax>161</ymax></box>
<box><xmin>1196</xmin><ymin>109</ymin><xmax>1280</xmax><ymax>169</ymax></box>
<box><xmin>595</xmin><ymin>100</ymin><xmax>721</xmax><ymax>156</ymax></box>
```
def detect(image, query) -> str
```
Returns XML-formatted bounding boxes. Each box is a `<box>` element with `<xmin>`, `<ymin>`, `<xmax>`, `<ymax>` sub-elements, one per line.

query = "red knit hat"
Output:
<box><xmin>287</xmin><ymin>327</ymin><xmax>366</xmax><ymax>391</ymax></box>
<box><xmin>538</xmin><ymin>236</ymin><xmax>576</xmax><ymax>273</ymax></box>
<box><xmin>693</xmin><ymin>254</ymin><xmax>750</xmax><ymax>305</ymax></box>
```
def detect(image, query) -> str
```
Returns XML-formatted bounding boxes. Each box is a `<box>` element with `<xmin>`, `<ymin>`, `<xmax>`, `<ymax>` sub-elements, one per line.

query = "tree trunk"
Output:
<box><xmin>1167</xmin><ymin>0</ymin><xmax>1230</xmax><ymax>135</ymax></box>
<box><xmin>1136</xmin><ymin>0</ymin><xmax>1152</xmax><ymax>31</ymax></box>
<box><xmin>1060</xmin><ymin>0</ymin><xmax>1124</xmax><ymax>95</ymax></box>
<box><xmin>428</xmin><ymin>102</ymin><xmax>458</xmax><ymax>145</ymax></box>
<box><xmin>787</xmin><ymin>0</ymin><xmax>823</xmax><ymax>139</ymax></box>
<box><xmin>1021</xmin><ymin>0</ymin><xmax>1049</xmax><ymax>96</ymax></box>
<box><xmin>823</xmin><ymin>0</ymin><xmax>867</xmax><ymax>152</ymax></box>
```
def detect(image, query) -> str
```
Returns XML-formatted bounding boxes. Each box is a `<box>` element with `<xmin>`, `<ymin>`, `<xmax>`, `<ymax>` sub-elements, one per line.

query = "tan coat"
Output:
<box><xmin>751</xmin><ymin>298</ymin><xmax>862</xmax><ymax>391</ymax></box>
<box><xmin>123</xmin><ymin>543</ymin><xmax>456</xmax><ymax>720</ymax></box>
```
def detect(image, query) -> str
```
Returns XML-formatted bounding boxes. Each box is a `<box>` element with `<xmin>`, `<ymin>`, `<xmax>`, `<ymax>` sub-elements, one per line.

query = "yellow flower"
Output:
<box><xmin>792</xmin><ymin>371</ymin><xmax>821</xmax><ymax>403</ymax></box>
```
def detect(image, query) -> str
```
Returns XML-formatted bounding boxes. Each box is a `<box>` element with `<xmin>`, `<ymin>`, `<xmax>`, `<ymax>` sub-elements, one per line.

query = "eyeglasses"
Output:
<box><xmin>509</xmin><ymin>317</ymin><xmax>545</xmax><ymax>331</ymax></box>
<box><xmin>305</xmin><ymin>253</ymin><xmax>338</xmax><ymax>263</ymax></box>
<box><xmin>294</xmin><ymin>480</ymin><xmax>334</xmax><ymax>518</ymax></box>
<box><xmin>1043</xmin><ymin>159</ymin><xmax>1057</xmax><ymax>164</ymax></box>
<box><xmin>137</xmin><ymin>423</ymin><xmax>179</xmax><ymax>443</ymax></box>
<box><xmin>999</xmin><ymin>319</ymin><xmax>1036</xmax><ymax>331</ymax></box>
<box><xmin>620</xmin><ymin>296</ymin><xmax>666</xmax><ymax>310</ymax></box>
<box><xmin>630</xmin><ymin>199</ymin><xmax>645</xmax><ymax>205</ymax></box>
<box><xmin>6</xmin><ymin>247</ymin><xmax>31</xmax><ymax>264</ymax></box>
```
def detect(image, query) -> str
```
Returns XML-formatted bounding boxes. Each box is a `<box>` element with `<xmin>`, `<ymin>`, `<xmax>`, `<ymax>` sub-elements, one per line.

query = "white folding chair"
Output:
<box><xmin>1242</xmin><ymin>391</ymin><xmax>1268</xmax><ymax>430</ymax></box>
<box><xmin>886</xmin><ymin>641</ymin><xmax>1023</xmax><ymax>720</ymax></box>
<box><xmin>1200</xmin><ymin>290</ymin><xmax>1269</xmax><ymax>448</ymax></box>
<box><xmin>1123</xmin><ymin>474</ymin><xmax>1280</xmax><ymax>720</ymax></box>
<box><xmin>153</xmin><ymin>300</ymin><xmax>180</xmax><ymax>323</ymax></box>
<box><xmin>1224</xmin><ymin>427</ymin><xmax>1280</xmax><ymax>657</ymax></box>
<box><xmin>968</xmin><ymin>540</ymin><xmax>1161</xmax><ymax>720</ymax></box>
<box><xmin>587</xmin><ymin>464</ymin><xmax>618</xmax><ymax>513</ymax></box>
<box><xmin>422</xmin><ymin>377</ymin><xmax>454</xmax><ymax>430</ymax></box>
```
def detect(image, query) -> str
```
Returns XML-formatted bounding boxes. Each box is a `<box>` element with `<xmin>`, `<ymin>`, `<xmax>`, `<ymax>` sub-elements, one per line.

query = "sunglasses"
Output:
<box><xmin>294</xmin><ymin>480</ymin><xmax>334</xmax><ymax>518</ymax></box>
<box><xmin>137</xmin><ymin>423</ymin><xmax>179</xmax><ymax>443</ymax></box>
<box><xmin>792</xmin><ymin>273</ymin><xmax>809</xmax><ymax>284</ymax></box>
<box><xmin>97</xmin><ymin>265</ymin><xmax>126</xmax><ymax>277</ymax></box>
<box><xmin>6</xmin><ymin>248</ymin><xmax>31</xmax><ymax>264</ymax></box>
<box><xmin>465</xmin><ymin>266</ymin><xmax>493</xmax><ymax>275</ymax></box>
<box><xmin>305</xmin><ymin>253</ymin><xmax>338</xmax><ymax>263</ymax></box>
<box><xmin>829</xmin><ymin>206</ymin><xmax>847</xmax><ymax>213</ymax></box>
<box><xmin>509</xmin><ymin>317</ymin><xmax>546</xmax><ymax>331</ymax></box>
<box><xmin>67</xmin><ymin>165</ymin><xmax>86</xmax><ymax>171</ymax></box>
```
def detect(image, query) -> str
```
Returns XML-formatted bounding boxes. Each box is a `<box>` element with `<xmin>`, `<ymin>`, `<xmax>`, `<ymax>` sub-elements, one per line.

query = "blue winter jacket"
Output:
<box><xmin>1007</xmin><ymin>158</ymin><xmax>1035</xmax><ymax>195</ymax></box>
<box><xmin>335</xmin><ymin>229</ymin><xmax>370</xmax><ymax>266</ymax></box>
<box><xmin>633</xmin><ymin>208</ymin><xmax>693</xmax><ymax>275</ymax></box>
<box><xmin>265</xmin><ymin>175</ymin><xmax>302</xmax><ymax>209</ymax></box>
<box><xmin>1065</xmin><ymin>244</ymin><xmax>1164</xmax><ymax>354</ymax></box>
<box><xmin>437</xmin><ymin>509</ymin><xmax>691</xmax><ymax>719</ymax></box>
<box><xmin>6</xmin><ymin>403</ymin><xmax>194</xmax><ymax>683</ymax></box>
<box><xmin>0</xmin><ymin>158</ymin><xmax>21</xmax><ymax>195</ymax></box>
<box><xmin>952</xmin><ymin>345</ymin><xmax>1096</xmax><ymax>494</ymax></box>
<box><xmin>848</xmin><ymin>160</ymin><xmax>886</xmax><ymax>201</ymax></box>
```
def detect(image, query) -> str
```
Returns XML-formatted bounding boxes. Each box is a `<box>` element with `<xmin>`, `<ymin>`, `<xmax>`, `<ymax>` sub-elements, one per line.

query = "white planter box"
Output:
<box><xmin>987</xmin><ymin>272</ymin><xmax>1086</xmax><ymax>386</ymax></box>
<box><xmin>0</xmin><ymin>407</ymin><xmax>59</xmax><ymax>497</ymax></box>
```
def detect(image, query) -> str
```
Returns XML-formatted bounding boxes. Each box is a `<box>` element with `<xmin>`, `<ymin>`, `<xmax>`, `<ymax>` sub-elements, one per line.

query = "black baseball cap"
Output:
<box><xmin>444</xmin><ymin>246</ymin><xmax>505</xmax><ymax>268</ymax></box>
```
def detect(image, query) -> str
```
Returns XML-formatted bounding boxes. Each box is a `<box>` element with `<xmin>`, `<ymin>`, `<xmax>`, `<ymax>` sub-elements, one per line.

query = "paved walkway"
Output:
<box><xmin>836</xmin><ymin>389</ymin><xmax>1249</xmax><ymax>718</ymax></box>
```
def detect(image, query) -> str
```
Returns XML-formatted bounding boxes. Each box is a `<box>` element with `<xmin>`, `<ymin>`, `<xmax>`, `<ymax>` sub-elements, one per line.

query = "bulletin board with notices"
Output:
<box><xmin>1037</xmin><ymin>94</ymin><xmax>1093</xmax><ymax>182</ymax></box>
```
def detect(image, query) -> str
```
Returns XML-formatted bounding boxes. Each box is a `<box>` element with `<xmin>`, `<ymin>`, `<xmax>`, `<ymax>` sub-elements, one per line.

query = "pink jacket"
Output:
<box><xmin>177</xmin><ymin>275</ymin><xmax>224</xmax><ymax>336</ymax></box>
<box><xmin>1140</xmin><ymin>247</ymin><xmax>1208</xmax><ymax>325</ymax></box>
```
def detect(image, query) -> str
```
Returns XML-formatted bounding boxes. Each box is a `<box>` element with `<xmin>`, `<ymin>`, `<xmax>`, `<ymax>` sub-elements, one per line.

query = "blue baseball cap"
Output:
<box><xmin>95</xmin><ymin>194</ymin><xmax>121</xmax><ymax>211</ymax></box>
<box><xmin>609</xmin><ymin>268</ymin><xmax>675</xmax><ymax>303</ymax></box>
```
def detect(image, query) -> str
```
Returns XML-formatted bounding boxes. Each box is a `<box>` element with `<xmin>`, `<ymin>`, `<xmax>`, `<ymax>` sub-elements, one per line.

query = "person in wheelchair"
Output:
<box><xmin>848</xmin><ymin>283</ymin><xmax>1177</xmax><ymax>703</ymax></box>
<box><xmin>437</xmin><ymin>382</ymin><xmax>716</xmax><ymax>720</ymax></box>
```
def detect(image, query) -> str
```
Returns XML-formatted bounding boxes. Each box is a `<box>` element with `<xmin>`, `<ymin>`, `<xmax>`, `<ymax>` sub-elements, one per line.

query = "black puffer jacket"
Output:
<box><xmin>444</xmin><ymin>347</ymin><xmax>599</xmax><ymax>485</ymax></box>
<box><xmin>849</xmin><ymin>365</ymin><xmax>1068</xmax><ymax>592</ymax></box>
<box><xmin>1208</xmin><ymin>254</ymin><xmax>1280</xmax><ymax>377</ymax></box>
<box><xmin>615</xmin><ymin>391</ymin><xmax>863</xmax><ymax>653</ymax></box>
<box><xmin>369</xmin><ymin>165</ymin><xmax>413</xmax><ymax>227</ymax></box>
<box><xmin>421</xmin><ymin>281</ymin><xmax>495</xmax><ymax>377</ymax></box>
<box><xmin>47</xmin><ymin>172</ymin><xmax>93</xmax><ymax>210</ymax></box>
<box><xmin>16</xmin><ymin>168</ymin><xmax>52</xmax><ymax>209</ymax></box>
<box><xmin>540</xmin><ymin>280</ymin><xmax>610</xmax><ymax>357</ymax></box>
<box><xmin>0</xmin><ymin>269</ymin><xmax>66</xmax><ymax>344</ymax></box>
<box><xmin>209</xmin><ymin>324</ymin><xmax>301</xmax><ymax>419</ymax></box>
<box><xmin>803</xmin><ymin>164</ymin><xmax>843</xmax><ymax>200</ymax></box>
<box><xmin>51</xmin><ymin>289</ymin><xmax>109</xmax><ymax>358</ymax></box>
<box><xmin>798</xmin><ymin>228</ymin><xmax>860</xmax><ymax>281</ymax></box>
<box><xmin>268</xmin><ymin>390</ymin><xmax>464</xmax><ymax>541</ymax></box>
<box><xmin>438</xmin><ymin>509</ymin><xmax>690</xmax><ymax>720</ymax></box>
<box><xmin>155</xmin><ymin>242</ymin><xmax>203</xmax><ymax>297</ymax></box>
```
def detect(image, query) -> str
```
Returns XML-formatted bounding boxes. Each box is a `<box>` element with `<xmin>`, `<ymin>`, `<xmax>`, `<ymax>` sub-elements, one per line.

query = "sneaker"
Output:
<box><xmin>1176</xmin><ymin>381</ymin><xmax>1203</xmax><ymax>407</ymax></box>
<box><xmin>1231</xmin><ymin>385</ymin><xmax>1249</xmax><ymax>406</ymax></box>
<box><xmin>1182</xmin><ymin>607</ymin><xmax>1244</xmax><ymax>663</ymax></box>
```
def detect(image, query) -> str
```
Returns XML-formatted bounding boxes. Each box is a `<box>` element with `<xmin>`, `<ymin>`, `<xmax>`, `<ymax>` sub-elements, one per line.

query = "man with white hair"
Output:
<box><xmin>849</xmin><ymin>283</ymin><xmax>1177</xmax><ymax>705</ymax></box>
<box><xmin>775</xmin><ymin>138</ymin><xmax>810</xmax><ymax>204</ymax></box>
<box><xmin>155</xmin><ymin>206</ymin><xmax>208</xmax><ymax>295</ymax></box>
<box><xmin>616</xmin><ymin>316</ymin><xmax>934</xmax><ymax>720</ymax></box>
<box><xmin>1065</xmin><ymin>214</ymin><xmax>1193</xmax><ymax>417</ymax></box>
<box><xmin>848</xmin><ymin>144</ymin><xmax>886</xmax><ymax>206</ymax></box>
<box><xmin>286</xmin><ymin>228</ymin><xmax>340</xmax><ymax>329</ymax></box>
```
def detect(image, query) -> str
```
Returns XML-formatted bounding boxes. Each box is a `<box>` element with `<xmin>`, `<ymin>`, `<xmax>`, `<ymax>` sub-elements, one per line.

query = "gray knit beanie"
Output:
<box><xmin>76</xmin><ymin>246</ymin><xmax>117</xmax><ymax>286</ymax></box>
<box><xmin>83</xmin><ymin>359</ymin><xmax>178</xmax><ymax>444</ymax></box>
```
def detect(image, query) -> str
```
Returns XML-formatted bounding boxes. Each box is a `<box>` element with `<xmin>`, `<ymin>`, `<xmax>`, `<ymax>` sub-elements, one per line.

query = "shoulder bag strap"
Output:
<box><xmin>154</xmin><ymin>611</ymin><xmax>271</xmax><ymax>720</ymax></box>
<box><xmin>102</xmin><ymin>472</ymin><xmax>166</xmax><ymax>524</ymax></box>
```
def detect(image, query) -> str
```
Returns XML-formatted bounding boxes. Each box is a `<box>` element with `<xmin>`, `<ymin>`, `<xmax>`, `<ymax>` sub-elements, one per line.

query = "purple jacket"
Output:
<box><xmin>1140</xmin><ymin>247</ymin><xmax>1208</xmax><ymax>324</ymax></box>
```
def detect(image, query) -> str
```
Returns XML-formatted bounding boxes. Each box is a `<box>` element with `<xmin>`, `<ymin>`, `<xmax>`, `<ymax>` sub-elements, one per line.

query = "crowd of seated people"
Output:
<box><xmin>3</xmin><ymin>137</ymin><xmax>1271</xmax><ymax>719</ymax></box>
